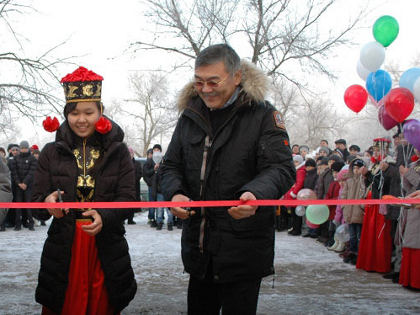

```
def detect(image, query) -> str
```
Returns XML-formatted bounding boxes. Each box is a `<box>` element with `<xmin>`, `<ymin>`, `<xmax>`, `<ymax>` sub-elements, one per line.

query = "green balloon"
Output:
<box><xmin>373</xmin><ymin>15</ymin><xmax>399</xmax><ymax>47</ymax></box>
<box><xmin>306</xmin><ymin>205</ymin><xmax>329</xmax><ymax>225</ymax></box>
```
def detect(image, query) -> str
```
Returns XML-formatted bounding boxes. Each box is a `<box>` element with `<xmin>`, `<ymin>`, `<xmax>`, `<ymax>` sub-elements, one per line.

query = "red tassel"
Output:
<box><xmin>43</xmin><ymin>116</ymin><xmax>60</xmax><ymax>132</ymax></box>
<box><xmin>95</xmin><ymin>116</ymin><xmax>112</xmax><ymax>134</ymax></box>
<box><xmin>411</xmin><ymin>155</ymin><xmax>419</xmax><ymax>162</ymax></box>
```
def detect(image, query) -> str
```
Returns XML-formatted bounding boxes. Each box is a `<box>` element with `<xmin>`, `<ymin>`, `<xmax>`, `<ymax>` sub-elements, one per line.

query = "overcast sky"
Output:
<box><xmin>4</xmin><ymin>0</ymin><xmax>420</xmax><ymax>149</ymax></box>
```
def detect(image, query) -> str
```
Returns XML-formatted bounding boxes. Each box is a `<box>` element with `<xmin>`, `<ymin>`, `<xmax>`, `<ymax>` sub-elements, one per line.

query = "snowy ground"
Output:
<box><xmin>0</xmin><ymin>212</ymin><xmax>419</xmax><ymax>315</ymax></box>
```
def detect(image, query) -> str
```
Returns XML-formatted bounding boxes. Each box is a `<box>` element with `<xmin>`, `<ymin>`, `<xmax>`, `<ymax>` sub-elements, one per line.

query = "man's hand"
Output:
<box><xmin>170</xmin><ymin>194</ymin><xmax>195</xmax><ymax>219</ymax></box>
<box><xmin>81</xmin><ymin>210</ymin><xmax>103</xmax><ymax>236</ymax></box>
<box><xmin>399</xmin><ymin>165</ymin><xmax>408</xmax><ymax>177</ymax></box>
<box><xmin>407</xmin><ymin>190</ymin><xmax>420</xmax><ymax>209</ymax></box>
<box><xmin>45</xmin><ymin>190</ymin><xmax>68</xmax><ymax>218</ymax></box>
<box><xmin>228</xmin><ymin>192</ymin><xmax>258</xmax><ymax>219</ymax></box>
<box><xmin>154</xmin><ymin>163</ymin><xmax>160</xmax><ymax>171</ymax></box>
<box><xmin>18</xmin><ymin>183</ymin><xmax>27</xmax><ymax>190</ymax></box>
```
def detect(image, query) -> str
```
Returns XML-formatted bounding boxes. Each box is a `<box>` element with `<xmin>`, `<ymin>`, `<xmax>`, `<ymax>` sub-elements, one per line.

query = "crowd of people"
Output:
<box><xmin>0</xmin><ymin>142</ymin><xmax>41</xmax><ymax>231</ymax></box>
<box><xmin>278</xmin><ymin>135</ymin><xmax>420</xmax><ymax>291</ymax></box>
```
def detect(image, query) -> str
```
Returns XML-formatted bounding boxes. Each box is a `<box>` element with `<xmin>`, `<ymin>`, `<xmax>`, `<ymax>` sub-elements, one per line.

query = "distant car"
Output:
<box><xmin>135</xmin><ymin>157</ymin><xmax>149</xmax><ymax>202</ymax></box>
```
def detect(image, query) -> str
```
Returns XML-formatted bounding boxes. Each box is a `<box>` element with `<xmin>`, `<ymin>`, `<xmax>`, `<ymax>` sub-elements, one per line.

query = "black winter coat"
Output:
<box><xmin>143</xmin><ymin>158</ymin><xmax>161</xmax><ymax>200</ymax></box>
<box><xmin>159</xmin><ymin>61</ymin><xmax>295</xmax><ymax>283</ymax></box>
<box><xmin>9</xmin><ymin>151</ymin><xmax>37</xmax><ymax>187</ymax></box>
<box><xmin>32</xmin><ymin>119</ymin><xmax>137</xmax><ymax>313</ymax></box>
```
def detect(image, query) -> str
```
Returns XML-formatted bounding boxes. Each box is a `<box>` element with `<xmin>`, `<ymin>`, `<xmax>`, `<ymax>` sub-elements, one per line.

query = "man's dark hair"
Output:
<box><xmin>321</xmin><ymin>139</ymin><xmax>329</xmax><ymax>145</ymax></box>
<box><xmin>152</xmin><ymin>144</ymin><xmax>162</xmax><ymax>152</ymax></box>
<box><xmin>195</xmin><ymin>44</ymin><xmax>241</xmax><ymax>75</ymax></box>
<box><xmin>292</xmin><ymin>144</ymin><xmax>299</xmax><ymax>149</ymax></box>
<box><xmin>349</xmin><ymin>145</ymin><xmax>360</xmax><ymax>152</ymax></box>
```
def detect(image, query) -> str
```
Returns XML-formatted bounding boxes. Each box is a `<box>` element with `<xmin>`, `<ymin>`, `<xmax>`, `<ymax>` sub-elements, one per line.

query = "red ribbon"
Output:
<box><xmin>0</xmin><ymin>198</ymin><xmax>417</xmax><ymax>209</ymax></box>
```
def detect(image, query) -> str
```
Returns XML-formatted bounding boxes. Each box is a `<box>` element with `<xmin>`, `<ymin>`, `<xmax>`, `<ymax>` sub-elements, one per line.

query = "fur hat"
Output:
<box><xmin>293</xmin><ymin>155</ymin><xmax>304</xmax><ymax>164</ymax></box>
<box><xmin>19</xmin><ymin>140</ymin><xmax>29</xmax><ymax>149</ymax></box>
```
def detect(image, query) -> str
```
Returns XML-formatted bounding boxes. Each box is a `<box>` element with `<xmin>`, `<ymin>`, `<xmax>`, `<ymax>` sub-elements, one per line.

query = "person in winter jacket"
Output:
<box><xmin>285</xmin><ymin>155</ymin><xmax>306</xmax><ymax>236</ymax></box>
<box><xmin>0</xmin><ymin>158</ymin><xmax>12</xmax><ymax>230</ymax></box>
<box><xmin>32</xmin><ymin>67</ymin><xmax>136</xmax><ymax>314</ymax></box>
<box><xmin>341</xmin><ymin>159</ymin><xmax>366</xmax><ymax>265</ymax></box>
<box><xmin>9</xmin><ymin>140</ymin><xmax>37</xmax><ymax>230</ymax></box>
<box><xmin>144</xmin><ymin>144</ymin><xmax>174</xmax><ymax>230</ymax></box>
<box><xmin>159</xmin><ymin>44</ymin><xmax>295</xmax><ymax>315</ymax></box>
<box><xmin>126</xmin><ymin>147</ymin><xmax>143</xmax><ymax>224</ymax></box>
<box><xmin>323</xmin><ymin>161</ymin><xmax>345</xmax><ymax>247</ymax></box>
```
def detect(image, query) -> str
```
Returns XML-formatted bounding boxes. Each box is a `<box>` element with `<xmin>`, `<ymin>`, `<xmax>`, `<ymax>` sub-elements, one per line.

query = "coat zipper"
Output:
<box><xmin>199</xmin><ymin>135</ymin><xmax>212</xmax><ymax>253</ymax></box>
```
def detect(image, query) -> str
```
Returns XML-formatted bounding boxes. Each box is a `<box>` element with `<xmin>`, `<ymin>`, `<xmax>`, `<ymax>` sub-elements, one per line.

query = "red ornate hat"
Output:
<box><xmin>60</xmin><ymin>66</ymin><xmax>103</xmax><ymax>104</ymax></box>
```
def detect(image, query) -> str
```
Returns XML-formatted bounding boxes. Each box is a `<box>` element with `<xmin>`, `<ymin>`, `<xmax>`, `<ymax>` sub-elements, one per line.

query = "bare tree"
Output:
<box><xmin>133</xmin><ymin>0</ymin><xmax>363</xmax><ymax>84</ymax></box>
<box><xmin>288</xmin><ymin>96</ymin><xmax>351</xmax><ymax>149</ymax></box>
<box><xmin>0</xmin><ymin>0</ymin><xmax>71</xmax><ymax>140</ymax></box>
<box><xmin>120</xmin><ymin>71</ymin><xmax>178</xmax><ymax>155</ymax></box>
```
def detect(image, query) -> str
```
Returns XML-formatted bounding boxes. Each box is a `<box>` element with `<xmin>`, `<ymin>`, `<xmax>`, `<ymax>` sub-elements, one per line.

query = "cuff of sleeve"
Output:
<box><xmin>290</xmin><ymin>192</ymin><xmax>297</xmax><ymax>198</ymax></box>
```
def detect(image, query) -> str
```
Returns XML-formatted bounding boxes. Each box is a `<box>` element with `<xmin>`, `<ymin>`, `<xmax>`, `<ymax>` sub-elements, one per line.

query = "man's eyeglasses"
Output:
<box><xmin>193</xmin><ymin>75</ymin><xmax>229</xmax><ymax>89</ymax></box>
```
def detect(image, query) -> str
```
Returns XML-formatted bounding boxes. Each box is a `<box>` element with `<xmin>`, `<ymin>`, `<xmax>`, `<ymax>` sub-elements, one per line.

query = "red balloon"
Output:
<box><xmin>378</xmin><ymin>103</ymin><xmax>398</xmax><ymax>130</ymax></box>
<box><xmin>384</xmin><ymin>87</ymin><xmax>415</xmax><ymax>123</ymax></box>
<box><xmin>344</xmin><ymin>84</ymin><xmax>368</xmax><ymax>113</ymax></box>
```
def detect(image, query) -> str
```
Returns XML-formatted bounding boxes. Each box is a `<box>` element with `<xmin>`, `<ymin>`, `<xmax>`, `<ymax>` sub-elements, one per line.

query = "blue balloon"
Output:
<box><xmin>366</xmin><ymin>70</ymin><xmax>392</xmax><ymax>102</ymax></box>
<box><xmin>399</xmin><ymin>68</ymin><xmax>420</xmax><ymax>92</ymax></box>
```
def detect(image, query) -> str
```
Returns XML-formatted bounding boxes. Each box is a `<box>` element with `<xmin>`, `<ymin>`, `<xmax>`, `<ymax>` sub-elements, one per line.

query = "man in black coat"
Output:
<box><xmin>159</xmin><ymin>44</ymin><xmax>295</xmax><ymax>314</ymax></box>
<box><xmin>9</xmin><ymin>140</ymin><xmax>37</xmax><ymax>230</ymax></box>
<box><xmin>126</xmin><ymin>147</ymin><xmax>142</xmax><ymax>224</ymax></box>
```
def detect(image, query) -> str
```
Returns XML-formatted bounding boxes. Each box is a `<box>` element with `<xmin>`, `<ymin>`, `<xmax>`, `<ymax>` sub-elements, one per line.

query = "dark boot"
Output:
<box><xmin>168</xmin><ymin>223</ymin><xmax>173</xmax><ymax>231</ymax></box>
<box><xmin>156</xmin><ymin>223</ymin><xmax>163</xmax><ymax>230</ymax></box>
<box><xmin>150</xmin><ymin>220</ymin><xmax>157</xmax><ymax>228</ymax></box>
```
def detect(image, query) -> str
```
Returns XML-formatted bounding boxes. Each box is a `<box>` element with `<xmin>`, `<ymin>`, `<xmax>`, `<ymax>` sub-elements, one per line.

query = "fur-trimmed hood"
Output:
<box><xmin>177</xmin><ymin>60</ymin><xmax>270</xmax><ymax>111</ymax></box>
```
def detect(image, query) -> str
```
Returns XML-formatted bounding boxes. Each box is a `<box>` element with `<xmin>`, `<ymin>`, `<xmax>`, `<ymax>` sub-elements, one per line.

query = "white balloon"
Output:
<box><xmin>335</xmin><ymin>223</ymin><xmax>350</xmax><ymax>242</ymax></box>
<box><xmin>412</xmin><ymin>77</ymin><xmax>420</xmax><ymax>102</ymax></box>
<box><xmin>295</xmin><ymin>206</ymin><xmax>306</xmax><ymax>217</ymax></box>
<box><xmin>357</xmin><ymin>59</ymin><xmax>371</xmax><ymax>81</ymax></box>
<box><xmin>359</xmin><ymin>41</ymin><xmax>386</xmax><ymax>72</ymax></box>
<box><xmin>152</xmin><ymin>151</ymin><xmax>163</xmax><ymax>164</ymax></box>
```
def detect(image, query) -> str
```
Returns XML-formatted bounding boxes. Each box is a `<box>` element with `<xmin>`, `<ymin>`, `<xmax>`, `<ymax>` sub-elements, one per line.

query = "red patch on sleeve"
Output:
<box><xmin>284</xmin><ymin>140</ymin><xmax>289</xmax><ymax>146</ymax></box>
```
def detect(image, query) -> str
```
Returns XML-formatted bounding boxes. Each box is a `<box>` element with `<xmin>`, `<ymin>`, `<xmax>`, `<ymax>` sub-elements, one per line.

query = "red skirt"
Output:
<box><xmin>399</xmin><ymin>248</ymin><xmax>420</xmax><ymax>289</ymax></box>
<box><xmin>356</xmin><ymin>201</ymin><xmax>392</xmax><ymax>273</ymax></box>
<box><xmin>42</xmin><ymin>220</ymin><xmax>117</xmax><ymax>315</ymax></box>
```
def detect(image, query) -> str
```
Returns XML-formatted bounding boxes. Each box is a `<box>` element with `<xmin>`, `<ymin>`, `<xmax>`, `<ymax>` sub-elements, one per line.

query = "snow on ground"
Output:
<box><xmin>0</xmin><ymin>212</ymin><xmax>419</xmax><ymax>315</ymax></box>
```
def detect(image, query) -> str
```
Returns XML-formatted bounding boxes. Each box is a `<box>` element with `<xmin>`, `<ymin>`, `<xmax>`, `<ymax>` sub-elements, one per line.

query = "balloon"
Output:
<box><xmin>335</xmin><ymin>224</ymin><xmax>350</xmax><ymax>242</ymax></box>
<box><xmin>378</xmin><ymin>103</ymin><xmax>398</xmax><ymax>130</ymax></box>
<box><xmin>295</xmin><ymin>206</ymin><xmax>306</xmax><ymax>217</ymax></box>
<box><xmin>366</xmin><ymin>70</ymin><xmax>392</xmax><ymax>102</ymax></box>
<box><xmin>297</xmin><ymin>189</ymin><xmax>316</xmax><ymax>200</ymax></box>
<box><xmin>413</xmin><ymin>77</ymin><xmax>420</xmax><ymax>102</ymax></box>
<box><xmin>152</xmin><ymin>151</ymin><xmax>163</xmax><ymax>164</ymax></box>
<box><xmin>384</xmin><ymin>88</ymin><xmax>415</xmax><ymax>123</ymax></box>
<box><xmin>359</xmin><ymin>41</ymin><xmax>386</xmax><ymax>72</ymax></box>
<box><xmin>344</xmin><ymin>84</ymin><xmax>368</xmax><ymax>113</ymax></box>
<box><xmin>403</xmin><ymin>119</ymin><xmax>420</xmax><ymax>151</ymax></box>
<box><xmin>306</xmin><ymin>205</ymin><xmax>329</xmax><ymax>225</ymax></box>
<box><xmin>306</xmin><ymin>219</ymin><xmax>319</xmax><ymax>229</ymax></box>
<box><xmin>373</xmin><ymin>15</ymin><xmax>399</xmax><ymax>47</ymax></box>
<box><xmin>357</xmin><ymin>60</ymin><xmax>371</xmax><ymax>81</ymax></box>
<box><xmin>399</xmin><ymin>68</ymin><xmax>420</xmax><ymax>92</ymax></box>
